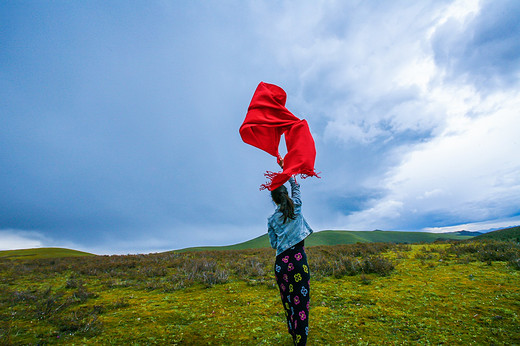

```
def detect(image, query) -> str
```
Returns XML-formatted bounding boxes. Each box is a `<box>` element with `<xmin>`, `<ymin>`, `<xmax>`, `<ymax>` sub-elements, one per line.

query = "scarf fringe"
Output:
<box><xmin>259</xmin><ymin>170</ymin><xmax>321</xmax><ymax>191</ymax></box>
<box><xmin>298</xmin><ymin>169</ymin><xmax>321</xmax><ymax>180</ymax></box>
<box><xmin>259</xmin><ymin>171</ymin><xmax>279</xmax><ymax>191</ymax></box>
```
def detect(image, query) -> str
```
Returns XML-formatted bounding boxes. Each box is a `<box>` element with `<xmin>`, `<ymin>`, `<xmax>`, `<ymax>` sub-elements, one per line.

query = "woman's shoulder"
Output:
<box><xmin>268</xmin><ymin>211</ymin><xmax>280</xmax><ymax>222</ymax></box>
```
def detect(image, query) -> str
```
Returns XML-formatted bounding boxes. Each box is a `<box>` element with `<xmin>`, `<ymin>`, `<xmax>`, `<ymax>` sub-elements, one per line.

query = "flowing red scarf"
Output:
<box><xmin>239</xmin><ymin>82</ymin><xmax>319</xmax><ymax>190</ymax></box>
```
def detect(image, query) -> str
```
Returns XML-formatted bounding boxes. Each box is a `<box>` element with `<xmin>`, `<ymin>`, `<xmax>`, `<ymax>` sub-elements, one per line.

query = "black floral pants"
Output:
<box><xmin>274</xmin><ymin>240</ymin><xmax>310</xmax><ymax>345</ymax></box>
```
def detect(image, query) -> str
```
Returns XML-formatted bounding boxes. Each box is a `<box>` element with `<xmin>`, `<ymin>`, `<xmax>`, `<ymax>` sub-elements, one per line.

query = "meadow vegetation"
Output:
<box><xmin>1</xmin><ymin>239</ymin><xmax>519</xmax><ymax>344</ymax></box>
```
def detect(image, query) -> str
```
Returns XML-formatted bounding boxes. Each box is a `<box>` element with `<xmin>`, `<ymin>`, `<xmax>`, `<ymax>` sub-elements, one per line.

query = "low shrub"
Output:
<box><xmin>307</xmin><ymin>243</ymin><xmax>396</xmax><ymax>278</ymax></box>
<box><xmin>234</xmin><ymin>257</ymin><xmax>268</xmax><ymax>278</ymax></box>
<box><xmin>51</xmin><ymin>307</ymin><xmax>103</xmax><ymax>337</ymax></box>
<box><xmin>509</xmin><ymin>257</ymin><xmax>520</xmax><ymax>270</ymax></box>
<box><xmin>360</xmin><ymin>256</ymin><xmax>394</xmax><ymax>276</ymax></box>
<box><xmin>73</xmin><ymin>283</ymin><xmax>98</xmax><ymax>303</ymax></box>
<box><xmin>444</xmin><ymin>239</ymin><xmax>520</xmax><ymax>264</ymax></box>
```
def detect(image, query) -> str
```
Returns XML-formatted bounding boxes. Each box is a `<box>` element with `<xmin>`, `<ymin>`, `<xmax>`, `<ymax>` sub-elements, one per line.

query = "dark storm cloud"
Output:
<box><xmin>0</xmin><ymin>1</ymin><xmax>269</xmax><ymax>251</ymax></box>
<box><xmin>326</xmin><ymin>188</ymin><xmax>387</xmax><ymax>217</ymax></box>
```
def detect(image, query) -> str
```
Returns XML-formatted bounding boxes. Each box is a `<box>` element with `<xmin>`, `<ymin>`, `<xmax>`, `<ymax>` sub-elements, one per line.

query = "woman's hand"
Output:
<box><xmin>277</xmin><ymin>157</ymin><xmax>284</xmax><ymax>169</ymax></box>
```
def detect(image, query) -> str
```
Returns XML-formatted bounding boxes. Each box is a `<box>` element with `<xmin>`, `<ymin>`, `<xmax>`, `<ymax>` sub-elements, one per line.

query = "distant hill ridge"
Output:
<box><xmin>176</xmin><ymin>229</ymin><xmax>476</xmax><ymax>252</ymax></box>
<box><xmin>446</xmin><ymin>230</ymin><xmax>483</xmax><ymax>236</ymax></box>
<box><xmin>474</xmin><ymin>226</ymin><xmax>520</xmax><ymax>242</ymax></box>
<box><xmin>2</xmin><ymin>228</ymin><xmax>517</xmax><ymax>259</ymax></box>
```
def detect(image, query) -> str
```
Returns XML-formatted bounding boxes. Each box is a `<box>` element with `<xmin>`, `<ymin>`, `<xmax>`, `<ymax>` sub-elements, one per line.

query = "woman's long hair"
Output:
<box><xmin>271</xmin><ymin>184</ymin><xmax>295</xmax><ymax>223</ymax></box>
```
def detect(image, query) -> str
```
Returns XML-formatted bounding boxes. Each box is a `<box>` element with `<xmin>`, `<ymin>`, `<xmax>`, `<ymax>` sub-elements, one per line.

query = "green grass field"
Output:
<box><xmin>1</xmin><ymin>238</ymin><xmax>519</xmax><ymax>345</ymax></box>
<box><xmin>0</xmin><ymin>247</ymin><xmax>94</xmax><ymax>260</ymax></box>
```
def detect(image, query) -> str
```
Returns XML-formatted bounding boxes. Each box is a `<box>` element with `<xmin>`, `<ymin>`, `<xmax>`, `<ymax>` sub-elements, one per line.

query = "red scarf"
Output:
<box><xmin>240</xmin><ymin>82</ymin><xmax>319</xmax><ymax>190</ymax></box>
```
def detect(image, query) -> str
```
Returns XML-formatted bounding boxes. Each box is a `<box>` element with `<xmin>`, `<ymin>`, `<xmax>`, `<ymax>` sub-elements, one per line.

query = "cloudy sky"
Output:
<box><xmin>1</xmin><ymin>0</ymin><xmax>519</xmax><ymax>254</ymax></box>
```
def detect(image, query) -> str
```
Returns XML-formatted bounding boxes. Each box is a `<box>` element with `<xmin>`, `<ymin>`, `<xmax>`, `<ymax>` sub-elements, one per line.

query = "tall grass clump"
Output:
<box><xmin>2</xmin><ymin>285</ymin><xmax>103</xmax><ymax>341</ymax></box>
<box><xmin>308</xmin><ymin>242</ymin><xmax>399</xmax><ymax>279</ymax></box>
<box><xmin>443</xmin><ymin>239</ymin><xmax>520</xmax><ymax>268</ymax></box>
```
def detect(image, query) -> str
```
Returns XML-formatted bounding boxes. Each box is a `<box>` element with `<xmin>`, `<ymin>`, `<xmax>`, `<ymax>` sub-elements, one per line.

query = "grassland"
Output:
<box><xmin>1</xmin><ymin>238</ymin><xmax>519</xmax><ymax>345</ymax></box>
<box><xmin>177</xmin><ymin>229</ymin><xmax>473</xmax><ymax>252</ymax></box>
<box><xmin>0</xmin><ymin>248</ymin><xmax>94</xmax><ymax>260</ymax></box>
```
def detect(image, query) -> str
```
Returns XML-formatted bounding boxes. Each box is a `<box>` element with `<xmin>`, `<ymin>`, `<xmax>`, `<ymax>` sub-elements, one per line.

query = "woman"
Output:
<box><xmin>268</xmin><ymin>160</ymin><xmax>313</xmax><ymax>345</ymax></box>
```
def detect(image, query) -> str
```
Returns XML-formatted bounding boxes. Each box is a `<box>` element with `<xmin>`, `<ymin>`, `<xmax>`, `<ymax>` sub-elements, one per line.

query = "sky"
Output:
<box><xmin>1</xmin><ymin>0</ymin><xmax>520</xmax><ymax>254</ymax></box>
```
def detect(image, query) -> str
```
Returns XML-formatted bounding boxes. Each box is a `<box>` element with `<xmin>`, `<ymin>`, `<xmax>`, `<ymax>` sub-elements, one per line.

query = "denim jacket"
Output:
<box><xmin>268</xmin><ymin>177</ymin><xmax>313</xmax><ymax>256</ymax></box>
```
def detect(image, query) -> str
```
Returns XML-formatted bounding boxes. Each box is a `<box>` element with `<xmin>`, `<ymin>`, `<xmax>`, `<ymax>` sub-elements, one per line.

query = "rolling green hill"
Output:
<box><xmin>474</xmin><ymin>226</ymin><xmax>520</xmax><ymax>242</ymax></box>
<box><xmin>0</xmin><ymin>247</ymin><xmax>95</xmax><ymax>260</ymax></box>
<box><xmin>175</xmin><ymin>233</ymin><xmax>270</xmax><ymax>252</ymax></box>
<box><xmin>176</xmin><ymin>230</ymin><xmax>474</xmax><ymax>252</ymax></box>
<box><xmin>308</xmin><ymin>230</ymin><xmax>473</xmax><ymax>245</ymax></box>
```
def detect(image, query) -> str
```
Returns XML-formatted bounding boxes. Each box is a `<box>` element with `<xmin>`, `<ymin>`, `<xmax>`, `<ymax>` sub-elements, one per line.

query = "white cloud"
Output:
<box><xmin>342</xmin><ymin>199</ymin><xmax>405</xmax><ymax>231</ymax></box>
<box><xmin>251</xmin><ymin>1</ymin><xmax>492</xmax><ymax>148</ymax></box>
<box><xmin>424</xmin><ymin>216</ymin><xmax>520</xmax><ymax>233</ymax></box>
<box><xmin>435</xmin><ymin>0</ymin><xmax>480</xmax><ymax>26</ymax></box>
<box><xmin>250</xmin><ymin>2</ymin><xmax>457</xmax><ymax>145</ymax></box>
<box><xmin>343</xmin><ymin>90</ymin><xmax>520</xmax><ymax>229</ymax></box>
<box><xmin>0</xmin><ymin>230</ymin><xmax>45</xmax><ymax>250</ymax></box>
<box><xmin>0</xmin><ymin>229</ymin><xmax>99</xmax><ymax>254</ymax></box>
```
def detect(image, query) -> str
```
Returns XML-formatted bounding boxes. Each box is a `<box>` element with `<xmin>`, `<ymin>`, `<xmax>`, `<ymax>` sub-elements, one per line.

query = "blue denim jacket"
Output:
<box><xmin>268</xmin><ymin>177</ymin><xmax>313</xmax><ymax>256</ymax></box>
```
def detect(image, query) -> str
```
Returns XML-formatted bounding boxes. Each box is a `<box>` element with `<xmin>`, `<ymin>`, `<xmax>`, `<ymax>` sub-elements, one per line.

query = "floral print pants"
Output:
<box><xmin>274</xmin><ymin>240</ymin><xmax>310</xmax><ymax>345</ymax></box>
